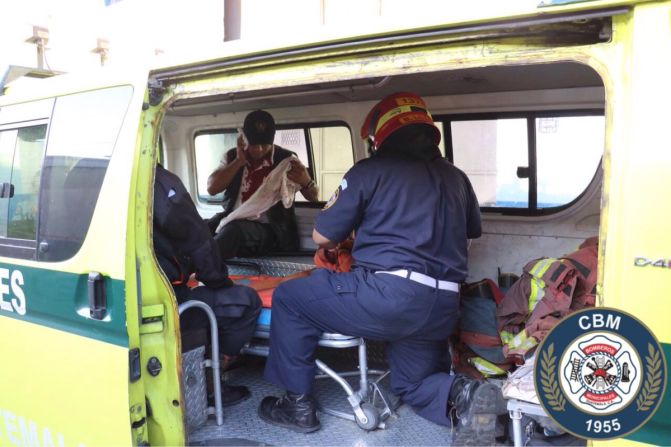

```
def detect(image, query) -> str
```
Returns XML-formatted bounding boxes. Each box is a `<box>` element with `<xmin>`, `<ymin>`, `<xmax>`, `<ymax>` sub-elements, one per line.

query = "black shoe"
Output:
<box><xmin>258</xmin><ymin>393</ymin><xmax>320</xmax><ymax>433</ymax></box>
<box><xmin>448</xmin><ymin>375</ymin><xmax>506</xmax><ymax>446</ymax></box>
<box><xmin>208</xmin><ymin>383</ymin><xmax>250</xmax><ymax>407</ymax></box>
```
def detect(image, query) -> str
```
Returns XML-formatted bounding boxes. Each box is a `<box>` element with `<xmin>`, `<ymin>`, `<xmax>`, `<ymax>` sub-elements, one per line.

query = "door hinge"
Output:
<box><xmin>130</xmin><ymin>403</ymin><xmax>148</xmax><ymax>445</ymax></box>
<box><xmin>147</xmin><ymin>78</ymin><xmax>165</xmax><ymax>107</ymax></box>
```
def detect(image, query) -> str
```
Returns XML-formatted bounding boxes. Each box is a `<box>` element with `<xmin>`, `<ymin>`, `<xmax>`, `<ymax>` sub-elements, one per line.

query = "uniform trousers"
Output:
<box><xmin>264</xmin><ymin>267</ymin><xmax>460</xmax><ymax>426</ymax></box>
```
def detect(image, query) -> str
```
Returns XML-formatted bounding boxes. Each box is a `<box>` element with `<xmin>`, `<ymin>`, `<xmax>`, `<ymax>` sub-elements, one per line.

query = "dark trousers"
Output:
<box><xmin>176</xmin><ymin>284</ymin><xmax>261</xmax><ymax>356</ymax></box>
<box><xmin>213</xmin><ymin>219</ymin><xmax>280</xmax><ymax>259</ymax></box>
<box><xmin>263</xmin><ymin>268</ymin><xmax>460</xmax><ymax>426</ymax></box>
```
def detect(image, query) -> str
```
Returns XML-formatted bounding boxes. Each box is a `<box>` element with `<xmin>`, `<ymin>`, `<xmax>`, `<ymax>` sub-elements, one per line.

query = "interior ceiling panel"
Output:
<box><xmin>169</xmin><ymin>62</ymin><xmax>603</xmax><ymax>116</ymax></box>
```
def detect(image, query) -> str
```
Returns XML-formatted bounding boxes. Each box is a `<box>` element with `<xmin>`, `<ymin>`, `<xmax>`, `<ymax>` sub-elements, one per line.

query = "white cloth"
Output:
<box><xmin>215</xmin><ymin>156</ymin><xmax>301</xmax><ymax>233</ymax></box>
<box><xmin>502</xmin><ymin>356</ymin><xmax>539</xmax><ymax>404</ymax></box>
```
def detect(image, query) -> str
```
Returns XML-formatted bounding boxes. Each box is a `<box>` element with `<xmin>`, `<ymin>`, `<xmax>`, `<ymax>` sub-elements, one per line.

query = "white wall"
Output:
<box><xmin>1</xmin><ymin>0</ymin><xmax>224</xmax><ymax>74</ymax></box>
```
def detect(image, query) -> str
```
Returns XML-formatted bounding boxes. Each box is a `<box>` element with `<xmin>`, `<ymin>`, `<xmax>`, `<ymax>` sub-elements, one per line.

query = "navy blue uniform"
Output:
<box><xmin>263</xmin><ymin>151</ymin><xmax>480</xmax><ymax>426</ymax></box>
<box><xmin>153</xmin><ymin>165</ymin><xmax>261</xmax><ymax>355</ymax></box>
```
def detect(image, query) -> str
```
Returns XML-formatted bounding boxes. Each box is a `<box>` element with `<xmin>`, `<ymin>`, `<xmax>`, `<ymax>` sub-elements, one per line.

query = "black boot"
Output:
<box><xmin>448</xmin><ymin>375</ymin><xmax>506</xmax><ymax>446</ymax></box>
<box><xmin>208</xmin><ymin>383</ymin><xmax>250</xmax><ymax>407</ymax></box>
<box><xmin>258</xmin><ymin>392</ymin><xmax>320</xmax><ymax>433</ymax></box>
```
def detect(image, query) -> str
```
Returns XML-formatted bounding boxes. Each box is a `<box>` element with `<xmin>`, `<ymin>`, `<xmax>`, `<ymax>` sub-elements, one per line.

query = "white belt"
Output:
<box><xmin>376</xmin><ymin>270</ymin><xmax>460</xmax><ymax>292</ymax></box>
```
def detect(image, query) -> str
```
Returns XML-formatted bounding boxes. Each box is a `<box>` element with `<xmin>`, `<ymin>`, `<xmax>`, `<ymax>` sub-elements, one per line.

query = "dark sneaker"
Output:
<box><xmin>448</xmin><ymin>376</ymin><xmax>506</xmax><ymax>446</ymax></box>
<box><xmin>208</xmin><ymin>383</ymin><xmax>250</xmax><ymax>407</ymax></box>
<box><xmin>258</xmin><ymin>393</ymin><xmax>320</xmax><ymax>433</ymax></box>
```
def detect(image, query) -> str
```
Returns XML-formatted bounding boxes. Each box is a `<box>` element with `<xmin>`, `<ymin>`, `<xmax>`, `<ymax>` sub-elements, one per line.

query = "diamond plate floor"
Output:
<box><xmin>188</xmin><ymin>357</ymin><xmax>455</xmax><ymax>446</ymax></box>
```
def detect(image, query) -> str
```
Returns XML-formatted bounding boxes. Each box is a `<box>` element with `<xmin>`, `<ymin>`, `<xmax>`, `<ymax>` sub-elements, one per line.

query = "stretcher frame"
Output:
<box><xmin>229</xmin><ymin>257</ymin><xmax>397</xmax><ymax>430</ymax></box>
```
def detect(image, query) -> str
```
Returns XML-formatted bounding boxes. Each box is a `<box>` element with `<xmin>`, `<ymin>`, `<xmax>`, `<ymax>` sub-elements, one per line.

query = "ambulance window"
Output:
<box><xmin>0</xmin><ymin>124</ymin><xmax>48</xmax><ymax>253</ymax></box>
<box><xmin>536</xmin><ymin>115</ymin><xmax>604</xmax><ymax>208</ymax></box>
<box><xmin>194</xmin><ymin>123</ymin><xmax>353</xmax><ymax>203</ymax></box>
<box><xmin>37</xmin><ymin>85</ymin><xmax>133</xmax><ymax>262</ymax></box>
<box><xmin>439</xmin><ymin>110</ymin><xmax>604</xmax><ymax>215</ymax></box>
<box><xmin>308</xmin><ymin>126</ymin><xmax>354</xmax><ymax>201</ymax></box>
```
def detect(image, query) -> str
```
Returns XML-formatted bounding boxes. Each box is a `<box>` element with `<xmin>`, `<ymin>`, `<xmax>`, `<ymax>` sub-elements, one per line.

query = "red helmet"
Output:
<box><xmin>360</xmin><ymin>92</ymin><xmax>441</xmax><ymax>152</ymax></box>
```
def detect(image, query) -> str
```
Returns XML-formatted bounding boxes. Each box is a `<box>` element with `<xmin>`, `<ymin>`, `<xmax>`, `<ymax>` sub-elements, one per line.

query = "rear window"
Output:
<box><xmin>194</xmin><ymin>123</ymin><xmax>354</xmax><ymax>203</ymax></box>
<box><xmin>436</xmin><ymin>111</ymin><xmax>604</xmax><ymax>214</ymax></box>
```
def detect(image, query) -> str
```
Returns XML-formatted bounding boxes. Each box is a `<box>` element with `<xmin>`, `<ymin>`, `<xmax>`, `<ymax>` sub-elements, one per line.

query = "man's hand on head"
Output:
<box><xmin>235</xmin><ymin>134</ymin><xmax>247</xmax><ymax>162</ymax></box>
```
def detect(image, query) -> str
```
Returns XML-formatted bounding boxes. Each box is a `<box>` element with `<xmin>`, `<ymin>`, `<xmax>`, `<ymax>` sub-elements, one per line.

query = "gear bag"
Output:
<box><xmin>451</xmin><ymin>279</ymin><xmax>514</xmax><ymax>379</ymax></box>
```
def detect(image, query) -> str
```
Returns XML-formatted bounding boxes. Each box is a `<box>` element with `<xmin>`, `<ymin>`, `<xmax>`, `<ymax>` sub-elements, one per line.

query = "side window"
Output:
<box><xmin>0</xmin><ymin>125</ymin><xmax>48</xmax><ymax>256</ymax></box>
<box><xmin>535</xmin><ymin>116</ymin><xmax>604</xmax><ymax>208</ymax></box>
<box><xmin>309</xmin><ymin>126</ymin><xmax>354</xmax><ymax>201</ymax></box>
<box><xmin>440</xmin><ymin>111</ymin><xmax>604</xmax><ymax>214</ymax></box>
<box><xmin>194</xmin><ymin>123</ymin><xmax>354</xmax><ymax>203</ymax></box>
<box><xmin>37</xmin><ymin>86</ymin><xmax>133</xmax><ymax>262</ymax></box>
<box><xmin>194</xmin><ymin>131</ymin><xmax>238</xmax><ymax>203</ymax></box>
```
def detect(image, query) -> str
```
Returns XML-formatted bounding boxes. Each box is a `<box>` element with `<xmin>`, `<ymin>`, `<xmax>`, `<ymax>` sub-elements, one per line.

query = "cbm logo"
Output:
<box><xmin>535</xmin><ymin>308</ymin><xmax>667</xmax><ymax>440</ymax></box>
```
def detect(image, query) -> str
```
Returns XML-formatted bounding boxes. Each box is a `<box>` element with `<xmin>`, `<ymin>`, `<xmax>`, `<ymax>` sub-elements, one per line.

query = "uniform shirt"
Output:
<box><xmin>153</xmin><ymin>164</ymin><xmax>233</xmax><ymax>289</ymax></box>
<box><xmin>315</xmin><ymin>151</ymin><xmax>481</xmax><ymax>282</ymax></box>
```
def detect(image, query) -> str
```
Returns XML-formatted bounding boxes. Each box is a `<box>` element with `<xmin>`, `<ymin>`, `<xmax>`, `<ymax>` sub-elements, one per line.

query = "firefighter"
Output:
<box><xmin>153</xmin><ymin>164</ymin><xmax>261</xmax><ymax>405</ymax></box>
<box><xmin>258</xmin><ymin>92</ymin><xmax>505</xmax><ymax>439</ymax></box>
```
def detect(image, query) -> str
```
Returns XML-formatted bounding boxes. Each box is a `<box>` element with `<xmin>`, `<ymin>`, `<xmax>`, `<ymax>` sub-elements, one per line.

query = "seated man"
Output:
<box><xmin>153</xmin><ymin>163</ymin><xmax>261</xmax><ymax>405</ymax></box>
<box><xmin>207</xmin><ymin>110</ymin><xmax>319</xmax><ymax>259</ymax></box>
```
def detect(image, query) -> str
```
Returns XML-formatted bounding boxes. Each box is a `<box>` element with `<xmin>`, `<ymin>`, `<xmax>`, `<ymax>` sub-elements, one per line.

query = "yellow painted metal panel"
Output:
<box><xmin>600</xmin><ymin>3</ymin><xmax>671</xmax><ymax>346</ymax></box>
<box><xmin>0</xmin><ymin>316</ymin><xmax>132</xmax><ymax>446</ymax></box>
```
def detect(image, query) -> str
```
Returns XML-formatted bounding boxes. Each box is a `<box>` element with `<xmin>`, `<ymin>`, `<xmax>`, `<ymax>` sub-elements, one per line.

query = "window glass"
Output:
<box><xmin>276</xmin><ymin>129</ymin><xmax>309</xmax><ymax>166</ymax></box>
<box><xmin>37</xmin><ymin>85</ymin><xmax>133</xmax><ymax>262</ymax></box>
<box><xmin>194</xmin><ymin>124</ymin><xmax>353</xmax><ymax>203</ymax></box>
<box><xmin>536</xmin><ymin>116</ymin><xmax>604</xmax><ymax>208</ymax></box>
<box><xmin>0</xmin><ymin>125</ymin><xmax>48</xmax><ymax>241</ymax></box>
<box><xmin>451</xmin><ymin>118</ymin><xmax>528</xmax><ymax>208</ymax></box>
<box><xmin>194</xmin><ymin>132</ymin><xmax>237</xmax><ymax>202</ymax></box>
<box><xmin>0</xmin><ymin>129</ymin><xmax>17</xmax><ymax>237</ymax></box>
<box><xmin>9</xmin><ymin>126</ymin><xmax>47</xmax><ymax>239</ymax></box>
<box><xmin>309</xmin><ymin>126</ymin><xmax>353</xmax><ymax>201</ymax></box>
<box><xmin>446</xmin><ymin>112</ymin><xmax>603</xmax><ymax>212</ymax></box>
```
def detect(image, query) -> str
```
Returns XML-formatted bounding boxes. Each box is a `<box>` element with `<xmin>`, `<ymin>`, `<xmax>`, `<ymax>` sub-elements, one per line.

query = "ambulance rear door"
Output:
<box><xmin>0</xmin><ymin>73</ymin><xmax>149</xmax><ymax>446</ymax></box>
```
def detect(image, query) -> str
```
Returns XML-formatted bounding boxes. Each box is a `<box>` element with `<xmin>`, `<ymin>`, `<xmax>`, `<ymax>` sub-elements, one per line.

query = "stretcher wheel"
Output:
<box><xmin>356</xmin><ymin>403</ymin><xmax>380</xmax><ymax>431</ymax></box>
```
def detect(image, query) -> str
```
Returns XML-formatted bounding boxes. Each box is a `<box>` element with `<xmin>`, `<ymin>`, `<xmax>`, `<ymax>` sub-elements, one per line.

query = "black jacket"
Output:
<box><xmin>153</xmin><ymin>164</ymin><xmax>233</xmax><ymax>289</ymax></box>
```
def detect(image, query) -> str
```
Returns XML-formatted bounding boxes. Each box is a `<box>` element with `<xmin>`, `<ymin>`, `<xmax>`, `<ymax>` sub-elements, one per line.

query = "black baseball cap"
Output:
<box><xmin>243</xmin><ymin>110</ymin><xmax>276</xmax><ymax>145</ymax></box>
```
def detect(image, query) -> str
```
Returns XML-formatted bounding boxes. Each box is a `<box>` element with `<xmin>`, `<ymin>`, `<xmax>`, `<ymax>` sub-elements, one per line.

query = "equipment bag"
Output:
<box><xmin>451</xmin><ymin>279</ymin><xmax>514</xmax><ymax>379</ymax></box>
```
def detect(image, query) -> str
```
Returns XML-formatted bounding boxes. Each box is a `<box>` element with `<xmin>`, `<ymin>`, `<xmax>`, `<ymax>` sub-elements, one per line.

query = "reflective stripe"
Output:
<box><xmin>376</xmin><ymin>270</ymin><xmax>459</xmax><ymax>292</ymax></box>
<box><xmin>501</xmin><ymin>329</ymin><xmax>538</xmax><ymax>352</ymax></box>
<box><xmin>468</xmin><ymin>357</ymin><xmax>507</xmax><ymax>377</ymax></box>
<box><xmin>528</xmin><ymin>258</ymin><xmax>555</xmax><ymax>313</ymax></box>
<box><xmin>500</xmin><ymin>330</ymin><xmax>514</xmax><ymax>345</ymax></box>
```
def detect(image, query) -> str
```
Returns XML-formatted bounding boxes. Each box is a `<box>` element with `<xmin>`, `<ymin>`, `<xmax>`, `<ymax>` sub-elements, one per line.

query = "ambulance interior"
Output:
<box><xmin>159</xmin><ymin>61</ymin><xmax>603</xmax><ymax>445</ymax></box>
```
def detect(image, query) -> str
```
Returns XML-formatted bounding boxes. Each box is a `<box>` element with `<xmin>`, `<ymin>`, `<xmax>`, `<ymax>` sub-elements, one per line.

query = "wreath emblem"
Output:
<box><xmin>534</xmin><ymin>308</ymin><xmax>667</xmax><ymax>440</ymax></box>
<box><xmin>636</xmin><ymin>343</ymin><xmax>663</xmax><ymax>412</ymax></box>
<box><xmin>540</xmin><ymin>343</ymin><xmax>566</xmax><ymax>412</ymax></box>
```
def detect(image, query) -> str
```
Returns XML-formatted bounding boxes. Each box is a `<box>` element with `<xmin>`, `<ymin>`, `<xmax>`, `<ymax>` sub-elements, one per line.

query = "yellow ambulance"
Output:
<box><xmin>0</xmin><ymin>0</ymin><xmax>668</xmax><ymax>445</ymax></box>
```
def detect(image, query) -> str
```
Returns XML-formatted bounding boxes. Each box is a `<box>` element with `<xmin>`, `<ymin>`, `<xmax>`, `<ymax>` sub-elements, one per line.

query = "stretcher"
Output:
<box><xmin>230</xmin><ymin>258</ymin><xmax>397</xmax><ymax>430</ymax></box>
